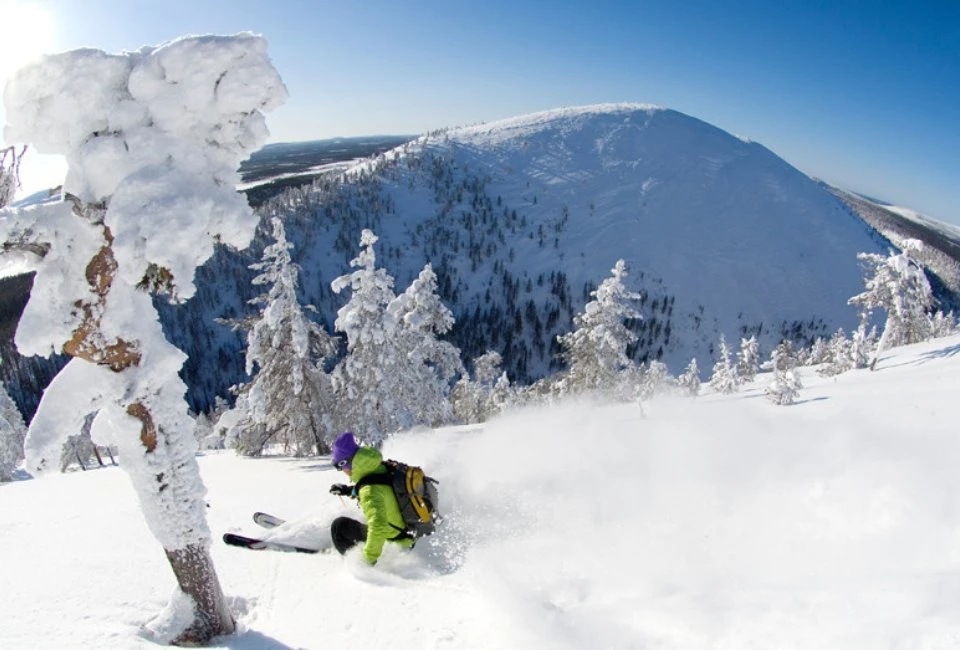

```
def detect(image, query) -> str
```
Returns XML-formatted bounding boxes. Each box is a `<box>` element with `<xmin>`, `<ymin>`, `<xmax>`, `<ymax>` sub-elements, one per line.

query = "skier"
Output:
<box><xmin>328</xmin><ymin>432</ymin><xmax>416</xmax><ymax>564</ymax></box>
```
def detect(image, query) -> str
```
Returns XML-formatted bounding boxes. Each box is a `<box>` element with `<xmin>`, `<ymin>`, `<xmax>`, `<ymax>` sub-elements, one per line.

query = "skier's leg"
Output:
<box><xmin>331</xmin><ymin>516</ymin><xmax>368</xmax><ymax>555</ymax></box>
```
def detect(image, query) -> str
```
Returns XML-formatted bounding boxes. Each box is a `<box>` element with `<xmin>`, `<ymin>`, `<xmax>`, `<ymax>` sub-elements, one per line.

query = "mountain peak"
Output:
<box><xmin>448</xmin><ymin>103</ymin><xmax>666</xmax><ymax>142</ymax></box>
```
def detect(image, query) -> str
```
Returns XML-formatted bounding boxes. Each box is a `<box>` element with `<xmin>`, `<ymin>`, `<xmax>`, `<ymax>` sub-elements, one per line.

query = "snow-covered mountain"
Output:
<box><xmin>167</xmin><ymin>104</ymin><xmax>902</xmax><ymax>409</ymax></box>
<box><xmin>5</xmin><ymin>103</ymin><xmax>951</xmax><ymax>415</ymax></box>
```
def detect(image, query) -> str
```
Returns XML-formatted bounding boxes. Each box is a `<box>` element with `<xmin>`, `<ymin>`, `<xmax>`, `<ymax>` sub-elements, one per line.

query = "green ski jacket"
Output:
<box><xmin>350</xmin><ymin>446</ymin><xmax>414</xmax><ymax>564</ymax></box>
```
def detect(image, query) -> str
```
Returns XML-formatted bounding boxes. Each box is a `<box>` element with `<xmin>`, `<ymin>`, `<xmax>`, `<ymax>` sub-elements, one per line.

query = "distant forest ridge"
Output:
<box><xmin>239</xmin><ymin>136</ymin><xmax>413</xmax><ymax>206</ymax></box>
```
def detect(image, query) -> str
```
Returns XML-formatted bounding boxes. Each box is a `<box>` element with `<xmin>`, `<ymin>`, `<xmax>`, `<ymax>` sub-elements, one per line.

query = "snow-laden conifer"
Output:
<box><xmin>818</xmin><ymin>329</ymin><xmax>853</xmax><ymax>377</ymax></box>
<box><xmin>331</xmin><ymin>229</ymin><xmax>401</xmax><ymax>443</ymax></box>
<box><xmin>0</xmin><ymin>35</ymin><xmax>285</xmax><ymax>644</ymax></box>
<box><xmin>556</xmin><ymin>259</ymin><xmax>641</xmax><ymax>396</ymax></box>
<box><xmin>638</xmin><ymin>360</ymin><xmax>672</xmax><ymax>401</ymax></box>
<box><xmin>736</xmin><ymin>335</ymin><xmax>760</xmax><ymax>383</ymax></box>
<box><xmin>849</xmin><ymin>240</ymin><xmax>933</xmax><ymax>370</ymax></box>
<box><xmin>708</xmin><ymin>334</ymin><xmax>739</xmax><ymax>394</ymax></box>
<box><xmin>806</xmin><ymin>337</ymin><xmax>831</xmax><ymax>366</ymax></box>
<box><xmin>677</xmin><ymin>358</ymin><xmax>701</xmax><ymax>397</ymax></box>
<box><xmin>386</xmin><ymin>263</ymin><xmax>464</xmax><ymax>428</ymax></box>
<box><xmin>451</xmin><ymin>351</ymin><xmax>513</xmax><ymax>423</ymax></box>
<box><xmin>930</xmin><ymin>310</ymin><xmax>956</xmax><ymax>338</ymax></box>
<box><xmin>851</xmin><ymin>323</ymin><xmax>875</xmax><ymax>370</ymax></box>
<box><xmin>235</xmin><ymin>218</ymin><xmax>338</xmax><ymax>456</ymax></box>
<box><xmin>767</xmin><ymin>340</ymin><xmax>801</xmax><ymax>373</ymax></box>
<box><xmin>766</xmin><ymin>345</ymin><xmax>802</xmax><ymax>405</ymax></box>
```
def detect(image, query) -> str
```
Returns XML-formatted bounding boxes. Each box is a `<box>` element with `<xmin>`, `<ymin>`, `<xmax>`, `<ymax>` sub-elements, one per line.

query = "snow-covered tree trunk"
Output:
<box><xmin>2</xmin><ymin>36</ymin><xmax>286</xmax><ymax>645</ymax></box>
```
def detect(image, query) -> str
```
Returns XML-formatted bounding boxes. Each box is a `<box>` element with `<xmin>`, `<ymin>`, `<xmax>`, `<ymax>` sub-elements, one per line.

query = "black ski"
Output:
<box><xmin>222</xmin><ymin>532</ymin><xmax>319</xmax><ymax>554</ymax></box>
<box><xmin>253</xmin><ymin>512</ymin><xmax>285</xmax><ymax>529</ymax></box>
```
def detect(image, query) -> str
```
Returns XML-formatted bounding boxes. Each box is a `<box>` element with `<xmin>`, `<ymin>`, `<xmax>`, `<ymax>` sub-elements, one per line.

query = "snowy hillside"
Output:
<box><xmin>160</xmin><ymin>103</ymin><xmax>896</xmax><ymax>410</ymax></box>
<box><xmin>3</xmin><ymin>333</ymin><xmax>960</xmax><ymax>649</ymax></box>
<box><xmin>0</xmin><ymin>104</ymin><xmax>930</xmax><ymax>418</ymax></box>
<box><xmin>827</xmin><ymin>185</ymin><xmax>960</xmax><ymax>301</ymax></box>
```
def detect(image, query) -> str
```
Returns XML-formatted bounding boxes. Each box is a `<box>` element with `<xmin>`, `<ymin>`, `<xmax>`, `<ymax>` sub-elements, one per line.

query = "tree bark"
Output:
<box><xmin>166</xmin><ymin>544</ymin><xmax>236</xmax><ymax>646</ymax></box>
<box><xmin>125</xmin><ymin>402</ymin><xmax>236</xmax><ymax>645</ymax></box>
<box><xmin>63</xmin><ymin>229</ymin><xmax>236</xmax><ymax>646</ymax></box>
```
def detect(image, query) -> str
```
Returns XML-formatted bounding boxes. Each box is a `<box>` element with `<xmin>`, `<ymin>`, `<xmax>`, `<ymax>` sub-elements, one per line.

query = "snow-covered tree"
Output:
<box><xmin>331</xmin><ymin>229</ymin><xmax>402</xmax><ymax>443</ymax></box>
<box><xmin>451</xmin><ymin>351</ymin><xmax>514</xmax><ymax>423</ymax></box>
<box><xmin>708</xmin><ymin>334</ymin><xmax>739</xmax><ymax>394</ymax></box>
<box><xmin>818</xmin><ymin>329</ymin><xmax>853</xmax><ymax>377</ymax></box>
<box><xmin>638</xmin><ymin>360</ymin><xmax>672</xmax><ymax>401</ymax></box>
<box><xmin>806</xmin><ymin>337</ymin><xmax>831</xmax><ymax>366</ymax></box>
<box><xmin>386</xmin><ymin>263</ymin><xmax>464</xmax><ymax>428</ymax></box>
<box><xmin>0</xmin><ymin>36</ymin><xmax>286</xmax><ymax>644</ymax></box>
<box><xmin>930</xmin><ymin>310</ymin><xmax>956</xmax><ymax>338</ymax></box>
<box><xmin>677</xmin><ymin>358</ymin><xmax>701</xmax><ymax>397</ymax></box>
<box><xmin>736</xmin><ymin>335</ymin><xmax>760</xmax><ymax>383</ymax></box>
<box><xmin>766</xmin><ymin>346</ymin><xmax>802</xmax><ymax>405</ymax></box>
<box><xmin>234</xmin><ymin>218</ymin><xmax>338</xmax><ymax>456</ymax></box>
<box><xmin>849</xmin><ymin>240</ymin><xmax>933</xmax><ymax>370</ymax></box>
<box><xmin>767</xmin><ymin>340</ymin><xmax>801</xmax><ymax>373</ymax></box>
<box><xmin>0</xmin><ymin>382</ymin><xmax>27</xmax><ymax>481</ymax></box>
<box><xmin>850</xmin><ymin>322</ymin><xmax>875</xmax><ymax>370</ymax></box>
<box><xmin>557</xmin><ymin>259</ymin><xmax>641</xmax><ymax>396</ymax></box>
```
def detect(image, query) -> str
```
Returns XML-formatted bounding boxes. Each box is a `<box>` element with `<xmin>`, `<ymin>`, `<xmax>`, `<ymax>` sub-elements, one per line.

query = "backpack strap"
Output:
<box><xmin>353</xmin><ymin>471</ymin><xmax>412</xmax><ymax>540</ymax></box>
<box><xmin>354</xmin><ymin>472</ymin><xmax>392</xmax><ymax>490</ymax></box>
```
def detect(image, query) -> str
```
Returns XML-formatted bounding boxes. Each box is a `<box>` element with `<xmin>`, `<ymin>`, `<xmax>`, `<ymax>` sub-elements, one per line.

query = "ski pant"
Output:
<box><xmin>331</xmin><ymin>516</ymin><xmax>368</xmax><ymax>555</ymax></box>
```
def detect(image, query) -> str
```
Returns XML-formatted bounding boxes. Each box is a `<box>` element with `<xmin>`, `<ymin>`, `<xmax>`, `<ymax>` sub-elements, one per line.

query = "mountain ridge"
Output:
<box><xmin>3</xmin><ymin>104</ymin><xmax>957</xmax><ymax>418</ymax></box>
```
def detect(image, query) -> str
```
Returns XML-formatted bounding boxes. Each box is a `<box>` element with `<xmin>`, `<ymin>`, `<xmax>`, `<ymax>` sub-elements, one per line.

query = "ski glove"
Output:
<box><xmin>329</xmin><ymin>483</ymin><xmax>353</xmax><ymax>497</ymax></box>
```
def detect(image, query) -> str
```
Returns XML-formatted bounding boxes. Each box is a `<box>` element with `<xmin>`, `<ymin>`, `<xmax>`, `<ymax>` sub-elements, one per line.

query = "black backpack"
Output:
<box><xmin>355</xmin><ymin>459</ymin><xmax>440</xmax><ymax>538</ymax></box>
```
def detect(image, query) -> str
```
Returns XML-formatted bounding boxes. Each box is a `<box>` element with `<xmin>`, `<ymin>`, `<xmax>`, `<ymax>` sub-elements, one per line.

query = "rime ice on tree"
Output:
<box><xmin>557</xmin><ymin>259</ymin><xmax>642</xmax><ymax>396</ymax></box>
<box><xmin>331</xmin><ymin>230</ymin><xmax>463</xmax><ymax>439</ymax></box>
<box><xmin>708</xmin><ymin>334</ymin><xmax>739</xmax><ymax>394</ymax></box>
<box><xmin>849</xmin><ymin>240</ymin><xmax>933</xmax><ymax>370</ymax></box>
<box><xmin>1</xmin><ymin>34</ymin><xmax>286</xmax><ymax>645</ymax></box>
<box><xmin>232</xmin><ymin>218</ymin><xmax>338</xmax><ymax>456</ymax></box>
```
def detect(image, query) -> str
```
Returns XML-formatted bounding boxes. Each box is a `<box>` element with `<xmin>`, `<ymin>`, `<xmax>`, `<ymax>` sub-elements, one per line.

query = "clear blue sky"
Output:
<box><xmin>2</xmin><ymin>0</ymin><xmax>958</xmax><ymax>224</ymax></box>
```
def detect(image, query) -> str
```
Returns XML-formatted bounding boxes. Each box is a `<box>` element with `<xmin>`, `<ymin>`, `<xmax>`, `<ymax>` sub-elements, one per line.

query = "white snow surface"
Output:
<box><xmin>3</xmin><ymin>334</ymin><xmax>960</xmax><ymax>649</ymax></box>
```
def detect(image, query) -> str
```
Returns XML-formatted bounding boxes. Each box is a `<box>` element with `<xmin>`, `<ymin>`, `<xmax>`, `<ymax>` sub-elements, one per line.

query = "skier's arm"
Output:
<box><xmin>358</xmin><ymin>486</ymin><xmax>392</xmax><ymax>564</ymax></box>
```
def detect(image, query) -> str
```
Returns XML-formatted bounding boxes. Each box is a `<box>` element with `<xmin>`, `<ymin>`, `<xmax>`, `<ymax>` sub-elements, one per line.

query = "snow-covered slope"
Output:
<box><xmin>403</xmin><ymin>104</ymin><xmax>886</xmax><ymax>357</ymax></box>
<box><xmin>3</xmin><ymin>333</ymin><xmax>960</xmax><ymax>649</ymax></box>
<box><xmin>169</xmin><ymin>103</ymin><xmax>891</xmax><ymax>407</ymax></box>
